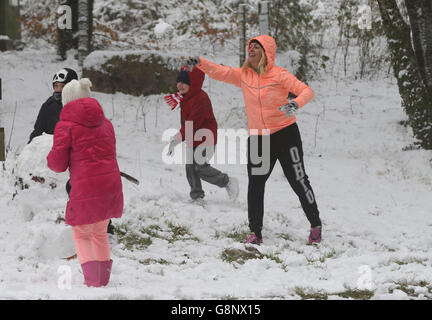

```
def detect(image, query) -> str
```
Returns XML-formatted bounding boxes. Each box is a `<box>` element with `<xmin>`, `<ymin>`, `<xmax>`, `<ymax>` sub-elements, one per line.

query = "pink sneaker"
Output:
<box><xmin>309</xmin><ymin>226</ymin><xmax>322</xmax><ymax>244</ymax></box>
<box><xmin>245</xmin><ymin>233</ymin><xmax>263</xmax><ymax>245</ymax></box>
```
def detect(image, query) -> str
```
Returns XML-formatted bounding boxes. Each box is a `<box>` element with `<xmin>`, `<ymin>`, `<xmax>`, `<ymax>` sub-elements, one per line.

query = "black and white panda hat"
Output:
<box><xmin>52</xmin><ymin>68</ymin><xmax>78</xmax><ymax>86</ymax></box>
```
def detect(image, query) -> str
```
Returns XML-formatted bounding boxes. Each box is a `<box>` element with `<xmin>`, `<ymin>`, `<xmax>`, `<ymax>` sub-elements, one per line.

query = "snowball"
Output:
<box><xmin>154</xmin><ymin>19</ymin><xmax>174</xmax><ymax>38</ymax></box>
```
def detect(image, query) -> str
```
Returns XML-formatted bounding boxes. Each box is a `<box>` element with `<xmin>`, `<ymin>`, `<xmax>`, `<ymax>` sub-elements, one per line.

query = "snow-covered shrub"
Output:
<box><xmin>82</xmin><ymin>50</ymin><xmax>180</xmax><ymax>96</ymax></box>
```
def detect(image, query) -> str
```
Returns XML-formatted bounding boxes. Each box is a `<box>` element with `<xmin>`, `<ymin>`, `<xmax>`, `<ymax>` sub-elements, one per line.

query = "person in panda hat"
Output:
<box><xmin>47</xmin><ymin>78</ymin><xmax>124</xmax><ymax>287</ymax></box>
<box><xmin>29</xmin><ymin>68</ymin><xmax>116</xmax><ymax>235</ymax></box>
<box><xmin>28</xmin><ymin>68</ymin><xmax>78</xmax><ymax>143</ymax></box>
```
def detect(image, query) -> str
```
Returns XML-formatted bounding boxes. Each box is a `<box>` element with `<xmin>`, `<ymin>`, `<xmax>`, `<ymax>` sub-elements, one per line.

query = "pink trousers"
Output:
<box><xmin>72</xmin><ymin>219</ymin><xmax>111</xmax><ymax>265</ymax></box>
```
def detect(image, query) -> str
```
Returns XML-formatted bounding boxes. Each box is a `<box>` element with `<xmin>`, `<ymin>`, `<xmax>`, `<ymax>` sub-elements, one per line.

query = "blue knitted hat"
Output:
<box><xmin>176</xmin><ymin>70</ymin><xmax>190</xmax><ymax>85</ymax></box>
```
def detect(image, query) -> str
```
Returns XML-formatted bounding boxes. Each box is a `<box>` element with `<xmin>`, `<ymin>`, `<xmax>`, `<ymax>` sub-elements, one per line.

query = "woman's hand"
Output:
<box><xmin>278</xmin><ymin>101</ymin><xmax>299</xmax><ymax>117</ymax></box>
<box><xmin>185</xmin><ymin>56</ymin><xmax>200</xmax><ymax>70</ymax></box>
<box><xmin>167</xmin><ymin>136</ymin><xmax>181</xmax><ymax>156</ymax></box>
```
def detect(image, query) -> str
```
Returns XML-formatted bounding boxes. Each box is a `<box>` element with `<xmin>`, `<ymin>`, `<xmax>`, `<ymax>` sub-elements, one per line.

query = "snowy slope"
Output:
<box><xmin>0</xmin><ymin>48</ymin><xmax>431</xmax><ymax>300</ymax></box>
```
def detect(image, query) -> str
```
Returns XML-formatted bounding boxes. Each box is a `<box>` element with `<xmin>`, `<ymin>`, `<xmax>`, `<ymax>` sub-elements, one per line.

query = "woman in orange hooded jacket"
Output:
<box><xmin>186</xmin><ymin>35</ymin><xmax>322</xmax><ymax>244</ymax></box>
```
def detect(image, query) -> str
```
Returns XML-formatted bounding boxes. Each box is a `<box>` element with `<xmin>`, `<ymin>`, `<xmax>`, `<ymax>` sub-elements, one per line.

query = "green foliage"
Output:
<box><xmin>294</xmin><ymin>287</ymin><xmax>329</xmax><ymax>300</ymax></box>
<box><xmin>166</xmin><ymin>221</ymin><xmax>200</xmax><ymax>243</ymax></box>
<box><xmin>221</xmin><ymin>247</ymin><xmax>264</xmax><ymax>265</ymax></box>
<box><xmin>294</xmin><ymin>287</ymin><xmax>375</xmax><ymax>300</ymax></box>
<box><xmin>139</xmin><ymin>258</ymin><xmax>171</xmax><ymax>265</ymax></box>
<box><xmin>336</xmin><ymin>289</ymin><xmax>375</xmax><ymax>300</ymax></box>
<box><xmin>115</xmin><ymin>220</ymin><xmax>199</xmax><ymax>252</ymax></box>
<box><xmin>390</xmin><ymin>280</ymin><xmax>431</xmax><ymax>298</ymax></box>
<box><xmin>115</xmin><ymin>223</ymin><xmax>153</xmax><ymax>251</ymax></box>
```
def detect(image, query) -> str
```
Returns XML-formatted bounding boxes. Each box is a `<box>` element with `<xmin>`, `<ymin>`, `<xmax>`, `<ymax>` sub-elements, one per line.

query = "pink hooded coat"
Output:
<box><xmin>197</xmin><ymin>35</ymin><xmax>314</xmax><ymax>135</ymax></box>
<box><xmin>47</xmin><ymin>97</ymin><xmax>123</xmax><ymax>226</ymax></box>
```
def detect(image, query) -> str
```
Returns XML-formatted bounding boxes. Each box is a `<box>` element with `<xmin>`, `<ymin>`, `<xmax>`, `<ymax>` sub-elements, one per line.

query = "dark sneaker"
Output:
<box><xmin>309</xmin><ymin>226</ymin><xmax>322</xmax><ymax>244</ymax></box>
<box><xmin>245</xmin><ymin>233</ymin><xmax>263</xmax><ymax>245</ymax></box>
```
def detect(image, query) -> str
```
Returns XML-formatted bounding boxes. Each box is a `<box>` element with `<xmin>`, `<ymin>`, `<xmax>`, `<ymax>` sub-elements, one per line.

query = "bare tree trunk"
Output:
<box><xmin>271</xmin><ymin>0</ymin><xmax>282</xmax><ymax>45</ymax></box>
<box><xmin>405</xmin><ymin>0</ymin><xmax>432</xmax><ymax>100</ymax></box>
<box><xmin>238</xmin><ymin>4</ymin><xmax>246</xmax><ymax>67</ymax></box>
<box><xmin>57</xmin><ymin>0</ymin><xmax>78</xmax><ymax>61</ymax></box>
<box><xmin>57</xmin><ymin>0</ymin><xmax>93</xmax><ymax>62</ymax></box>
<box><xmin>78</xmin><ymin>0</ymin><xmax>88</xmax><ymax>68</ymax></box>
<box><xmin>376</xmin><ymin>0</ymin><xmax>432</xmax><ymax>149</ymax></box>
<box><xmin>0</xmin><ymin>128</ymin><xmax>4</xmax><ymax>162</ymax></box>
<box><xmin>259</xmin><ymin>1</ymin><xmax>269</xmax><ymax>35</ymax></box>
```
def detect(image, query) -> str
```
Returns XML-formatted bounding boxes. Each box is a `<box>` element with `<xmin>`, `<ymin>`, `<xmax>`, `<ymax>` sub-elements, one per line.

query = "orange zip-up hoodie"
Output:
<box><xmin>197</xmin><ymin>35</ymin><xmax>314</xmax><ymax>135</ymax></box>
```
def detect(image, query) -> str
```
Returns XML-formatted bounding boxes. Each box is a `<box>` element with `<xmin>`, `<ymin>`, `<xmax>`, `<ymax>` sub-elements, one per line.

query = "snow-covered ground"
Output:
<box><xmin>0</xmin><ymin>48</ymin><xmax>431</xmax><ymax>300</ymax></box>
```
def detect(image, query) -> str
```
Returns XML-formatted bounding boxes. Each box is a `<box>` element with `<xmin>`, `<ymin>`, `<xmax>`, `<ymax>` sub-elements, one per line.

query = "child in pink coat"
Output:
<box><xmin>47</xmin><ymin>78</ymin><xmax>123</xmax><ymax>287</ymax></box>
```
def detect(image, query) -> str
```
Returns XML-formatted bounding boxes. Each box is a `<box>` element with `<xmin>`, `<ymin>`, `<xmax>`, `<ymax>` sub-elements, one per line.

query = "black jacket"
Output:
<box><xmin>28</xmin><ymin>95</ymin><xmax>63</xmax><ymax>143</ymax></box>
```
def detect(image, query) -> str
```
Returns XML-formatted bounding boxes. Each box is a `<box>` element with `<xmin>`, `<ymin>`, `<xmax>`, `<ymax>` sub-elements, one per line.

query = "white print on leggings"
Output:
<box><xmin>289</xmin><ymin>147</ymin><xmax>315</xmax><ymax>204</ymax></box>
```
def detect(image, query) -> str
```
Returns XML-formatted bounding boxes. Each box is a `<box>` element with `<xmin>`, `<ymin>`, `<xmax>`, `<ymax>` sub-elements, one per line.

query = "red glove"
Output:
<box><xmin>164</xmin><ymin>92</ymin><xmax>183</xmax><ymax>110</ymax></box>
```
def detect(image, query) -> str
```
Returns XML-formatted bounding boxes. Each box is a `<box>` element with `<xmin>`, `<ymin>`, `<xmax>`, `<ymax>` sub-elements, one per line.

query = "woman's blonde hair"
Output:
<box><xmin>242</xmin><ymin>49</ymin><xmax>267</xmax><ymax>76</ymax></box>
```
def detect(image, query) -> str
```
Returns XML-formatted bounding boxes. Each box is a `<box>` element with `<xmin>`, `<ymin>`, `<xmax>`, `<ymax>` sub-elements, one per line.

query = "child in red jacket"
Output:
<box><xmin>165</xmin><ymin>67</ymin><xmax>239</xmax><ymax>204</ymax></box>
<box><xmin>47</xmin><ymin>78</ymin><xmax>123</xmax><ymax>287</ymax></box>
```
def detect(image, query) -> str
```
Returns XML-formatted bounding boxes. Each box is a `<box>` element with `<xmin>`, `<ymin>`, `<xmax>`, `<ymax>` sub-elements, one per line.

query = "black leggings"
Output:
<box><xmin>247</xmin><ymin>123</ymin><xmax>321</xmax><ymax>237</ymax></box>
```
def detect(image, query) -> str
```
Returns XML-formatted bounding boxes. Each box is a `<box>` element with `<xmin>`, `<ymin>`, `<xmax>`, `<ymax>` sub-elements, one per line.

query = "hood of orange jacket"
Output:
<box><xmin>248</xmin><ymin>35</ymin><xmax>277</xmax><ymax>72</ymax></box>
